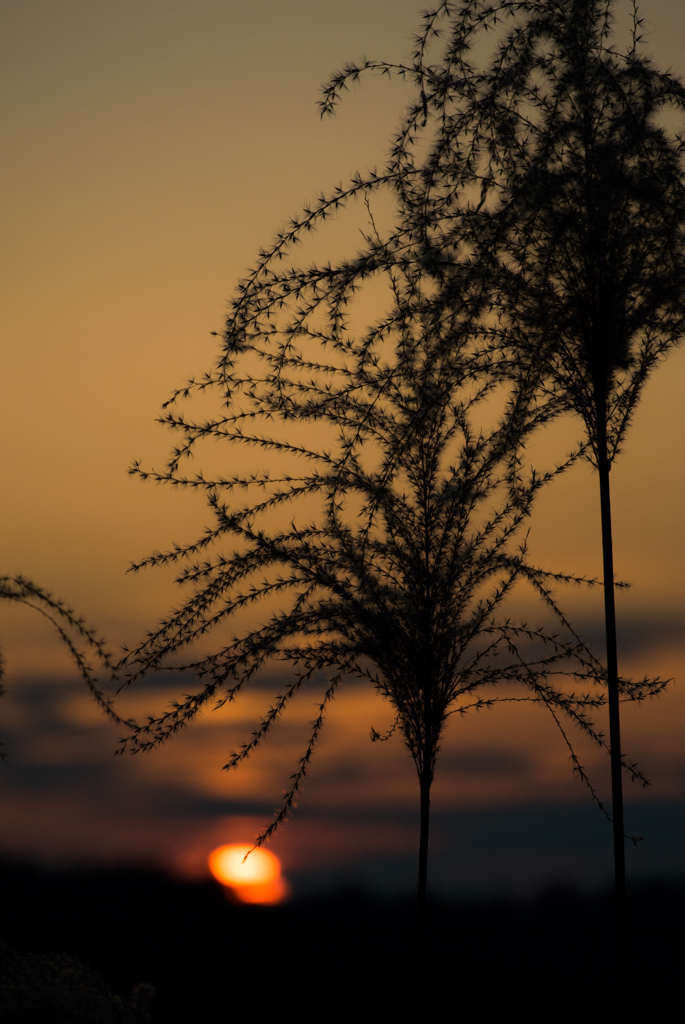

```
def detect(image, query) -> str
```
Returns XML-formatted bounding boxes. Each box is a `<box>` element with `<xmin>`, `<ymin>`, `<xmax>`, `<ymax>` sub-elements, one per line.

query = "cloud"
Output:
<box><xmin>1</xmin><ymin>640</ymin><xmax>684</xmax><ymax>896</ymax></box>
<box><xmin>438</xmin><ymin>750</ymin><xmax>531</xmax><ymax>775</ymax></box>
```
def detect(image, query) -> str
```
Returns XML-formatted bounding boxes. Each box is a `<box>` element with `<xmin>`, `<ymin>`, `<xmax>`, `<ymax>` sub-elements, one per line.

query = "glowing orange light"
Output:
<box><xmin>208</xmin><ymin>844</ymin><xmax>287</xmax><ymax>904</ymax></box>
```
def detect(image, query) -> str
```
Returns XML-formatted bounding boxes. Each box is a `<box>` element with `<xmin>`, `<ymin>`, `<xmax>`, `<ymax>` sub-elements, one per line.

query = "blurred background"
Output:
<box><xmin>1</xmin><ymin>0</ymin><xmax>683</xmax><ymax>912</ymax></box>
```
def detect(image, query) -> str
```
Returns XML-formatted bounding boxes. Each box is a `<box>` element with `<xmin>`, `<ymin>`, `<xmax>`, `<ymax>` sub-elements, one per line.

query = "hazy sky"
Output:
<box><xmin>1</xmin><ymin>0</ymin><xmax>684</xmax><ymax>894</ymax></box>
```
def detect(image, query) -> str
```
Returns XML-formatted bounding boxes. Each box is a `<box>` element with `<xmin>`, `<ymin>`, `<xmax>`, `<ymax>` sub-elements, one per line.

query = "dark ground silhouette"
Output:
<box><xmin>0</xmin><ymin>858</ymin><xmax>681</xmax><ymax>1023</ymax></box>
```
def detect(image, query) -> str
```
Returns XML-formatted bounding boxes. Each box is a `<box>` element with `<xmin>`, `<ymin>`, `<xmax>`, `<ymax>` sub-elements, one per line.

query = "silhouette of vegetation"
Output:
<box><xmin>0</xmin><ymin>574</ymin><xmax>129</xmax><ymax>759</ymax></box>
<box><xmin>320</xmin><ymin>0</ymin><xmax>685</xmax><ymax>1015</ymax></box>
<box><xmin>121</xmin><ymin>231</ymin><xmax>659</xmax><ymax>1019</ymax></box>
<box><xmin>2</xmin><ymin>858</ymin><xmax>684</xmax><ymax>1024</ymax></box>
<box><xmin>0</xmin><ymin>939</ymin><xmax>155</xmax><ymax>1024</ymax></box>
<box><xmin>120</xmin><ymin>1</ymin><xmax>678</xmax><ymax>1018</ymax></box>
<box><xmin>475</xmin><ymin>6</ymin><xmax>685</xmax><ymax>1013</ymax></box>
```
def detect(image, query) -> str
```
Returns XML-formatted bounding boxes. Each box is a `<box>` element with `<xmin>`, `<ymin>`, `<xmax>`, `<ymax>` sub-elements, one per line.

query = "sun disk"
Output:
<box><xmin>208</xmin><ymin>844</ymin><xmax>287</xmax><ymax>904</ymax></box>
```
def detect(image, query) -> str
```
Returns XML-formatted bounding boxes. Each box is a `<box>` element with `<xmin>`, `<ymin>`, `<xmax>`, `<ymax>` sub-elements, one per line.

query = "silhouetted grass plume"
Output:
<box><xmin>116</xmin><ymin>2</ymin><xmax>679</xmax><ymax>1020</ymax></box>
<box><xmin>321</xmin><ymin>1</ymin><xmax>685</xmax><ymax>1016</ymax></box>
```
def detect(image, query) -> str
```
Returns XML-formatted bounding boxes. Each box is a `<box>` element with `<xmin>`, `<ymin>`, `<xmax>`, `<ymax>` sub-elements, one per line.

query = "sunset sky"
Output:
<box><xmin>1</xmin><ymin>0</ymin><xmax>684</xmax><ymax>897</ymax></box>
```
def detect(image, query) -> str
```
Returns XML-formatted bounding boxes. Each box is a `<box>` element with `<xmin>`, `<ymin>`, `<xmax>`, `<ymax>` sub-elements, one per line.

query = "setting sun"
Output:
<box><xmin>208</xmin><ymin>844</ymin><xmax>288</xmax><ymax>904</ymax></box>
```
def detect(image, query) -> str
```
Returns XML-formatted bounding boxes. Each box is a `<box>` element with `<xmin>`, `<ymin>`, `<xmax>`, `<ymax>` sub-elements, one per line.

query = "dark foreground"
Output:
<box><xmin>0</xmin><ymin>859</ymin><xmax>682</xmax><ymax>1023</ymax></box>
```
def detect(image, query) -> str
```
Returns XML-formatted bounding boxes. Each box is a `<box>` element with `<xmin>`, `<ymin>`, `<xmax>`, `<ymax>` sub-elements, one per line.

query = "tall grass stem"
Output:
<box><xmin>597</xmin><ymin>424</ymin><xmax>629</xmax><ymax>1020</ymax></box>
<box><xmin>414</xmin><ymin>774</ymin><xmax>431</xmax><ymax>1022</ymax></box>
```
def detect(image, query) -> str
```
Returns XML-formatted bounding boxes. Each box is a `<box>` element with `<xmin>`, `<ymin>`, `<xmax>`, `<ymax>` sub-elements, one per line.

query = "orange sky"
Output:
<box><xmin>1</xmin><ymin>0</ymin><xmax>684</xmax><ymax>893</ymax></box>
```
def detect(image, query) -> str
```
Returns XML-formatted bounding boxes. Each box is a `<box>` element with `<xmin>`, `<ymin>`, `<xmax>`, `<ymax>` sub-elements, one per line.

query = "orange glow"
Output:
<box><xmin>208</xmin><ymin>844</ymin><xmax>288</xmax><ymax>904</ymax></box>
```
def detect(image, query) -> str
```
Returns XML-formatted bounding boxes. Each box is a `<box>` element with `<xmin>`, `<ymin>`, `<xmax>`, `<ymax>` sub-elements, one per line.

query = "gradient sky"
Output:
<box><xmin>1</xmin><ymin>0</ymin><xmax>684</xmax><ymax>896</ymax></box>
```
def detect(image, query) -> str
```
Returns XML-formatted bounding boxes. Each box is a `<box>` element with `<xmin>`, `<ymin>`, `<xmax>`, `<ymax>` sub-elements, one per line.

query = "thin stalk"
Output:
<box><xmin>596</xmin><ymin>418</ymin><xmax>629</xmax><ymax>1021</ymax></box>
<box><xmin>414</xmin><ymin>770</ymin><xmax>431</xmax><ymax>1024</ymax></box>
